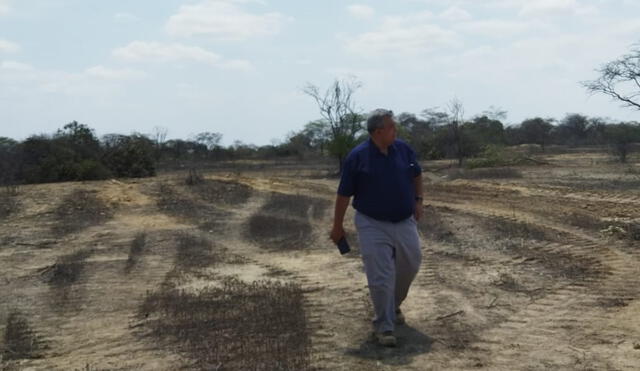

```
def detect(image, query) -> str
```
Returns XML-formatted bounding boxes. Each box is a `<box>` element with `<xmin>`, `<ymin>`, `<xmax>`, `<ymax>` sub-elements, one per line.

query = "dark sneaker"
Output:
<box><xmin>375</xmin><ymin>331</ymin><xmax>397</xmax><ymax>347</ymax></box>
<box><xmin>395</xmin><ymin>309</ymin><xmax>405</xmax><ymax>325</ymax></box>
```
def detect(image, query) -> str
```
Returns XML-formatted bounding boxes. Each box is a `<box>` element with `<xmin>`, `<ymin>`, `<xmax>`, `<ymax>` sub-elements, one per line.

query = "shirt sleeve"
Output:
<box><xmin>408</xmin><ymin>145</ymin><xmax>422</xmax><ymax>178</ymax></box>
<box><xmin>337</xmin><ymin>154</ymin><xmax>356</xmax><ymax>197</ymax></box>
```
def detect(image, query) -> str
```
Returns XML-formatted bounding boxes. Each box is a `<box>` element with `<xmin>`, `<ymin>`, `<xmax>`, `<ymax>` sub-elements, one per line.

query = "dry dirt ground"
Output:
<box><xmin>1</xmin><ymin>150</ymin><xmax>640</xmax><ymax>370</ymax></box>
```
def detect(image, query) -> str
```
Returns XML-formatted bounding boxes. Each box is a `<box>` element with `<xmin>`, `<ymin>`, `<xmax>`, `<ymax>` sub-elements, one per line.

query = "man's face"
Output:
<box><xmin>376</xmin><ymin>116</ymin><xmax>397</xmax><ymax>146</ymax></box>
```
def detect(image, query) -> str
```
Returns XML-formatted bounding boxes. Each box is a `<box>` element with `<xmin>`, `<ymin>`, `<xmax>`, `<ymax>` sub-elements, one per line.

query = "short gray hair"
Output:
<box><xmin>366</xmin><ymin>109</ymin><xmax>394</xmax><ymax>133</ymax></box>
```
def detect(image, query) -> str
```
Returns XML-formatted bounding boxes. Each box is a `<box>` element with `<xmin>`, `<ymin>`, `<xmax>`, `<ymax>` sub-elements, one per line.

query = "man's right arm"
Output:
<box><xmin>330</xmin><ymin>194</ymin><xmax>351</xmax><ymax>244</ymax></box>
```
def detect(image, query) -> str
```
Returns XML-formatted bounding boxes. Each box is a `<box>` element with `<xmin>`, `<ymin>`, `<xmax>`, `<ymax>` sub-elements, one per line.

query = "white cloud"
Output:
<box><xmin>439</xmin><ymin>6</ymin><xmax>472</xmax><ymax>22</ymax></box>
<box><xmin>344</xmin><ymin>12</ymin><xmax>460</xmax><ymax>56</ymax></box>
<box><xmin>455</xmin><ymin>20</ymin><xmax>533</xmax><ymax>37</ymax></box>
<box><xmin>219</xmin><ymin>59</ymin><xmax>254</xmax><ymax>71</ymax></box>
<box><xmin>0</xmin><ymin>0</ymin><xmax>9</xmax><ymax>15</ymax></box>
<box><xmin>84</xmin><ymin>65</ymin><xmax>146</xmax><ymax>80</ymax></box>
<box><xmin>114</xmin><ymin>12</ymin><xmax>139</xmax><ymax>23</ymax></box>
<box><xmin>113</xmin><ymin>41</ymin><xmax>221</xmax><ymax>65</ymax></box>
<box><xmin>519</xmin><ymin>0</ymin><xmax>598</xmax><ymax>17</ymax></box>
<box><xmin>0</xmin><ymin>60</ymin><xmax>32</xmax><ymax>71</ymax></box>
<box><xmin>0</xmin><ymin>39</ymin><xmax>19</xmax><ymax>53</ymax></box>
<box><xmin>347</xmin><ymin>4</ymin><xmax>375</xmax><ymax>20</ymax></box>
<box><xmin>166</xmin><ymin>0</ymin><xmax>287</xmax><ymax>40</ymax></box>
<box><xmin>112</xmin><ymin>41</ymin><xmax>253</xmax><ymax>71</ymax></box>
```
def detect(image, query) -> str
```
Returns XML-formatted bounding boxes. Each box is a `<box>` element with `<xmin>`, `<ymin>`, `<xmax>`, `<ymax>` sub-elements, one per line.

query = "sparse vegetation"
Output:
<box><xmin>52</xmin><ymin>190</ymin><xmax>112</xmax><ymax>236</ymax></box>
<box><xmin>124</xmin><ymin>232</ymin><xmax>147</xmax><ymax>274</ymax></box>
<box><xmin>2</xmin><ymin>310</ymin><xmax>47</xmax><ymax>360</ymax></box>
<box><xmin>140</xmin><ymin>277</ymin><xmax>311</xmax><ymax>370</ymax></box>
<box><xmin>0</xmin><ymin>185</ymin><xmax>20</xmax><ymax>219</ymax></box>
<box><xmin>155</xmin><ymin>182</ymin><xmax>230</xmax><ymax>231</ymax></box>
<box><xmin>41</xmin><ymin>249</ymin><xmax>94</xmax><ymax>286</ymax></box>
<box><xmin>447</xmin><ymin>167</ymin><xmax>523</xmax><ymax>180</ymax></box>
<box><xmin>261</xmin><ymin>192</ymin><xmax>330</xmax><ymax>219</ymax></box>
<box><xmin>247</xmin><ymin>214</ymin><xmax>312</xmax><ymax>250</ymax></box>
<box><xmin>184</xmin><ymin>168</ymin><xmax>204</xmax><ymax>186</ymax></box>
<box><xmin>189</xmin><ymin>178</ymin><xmax>252</xmax><ymax>205</ymax></box>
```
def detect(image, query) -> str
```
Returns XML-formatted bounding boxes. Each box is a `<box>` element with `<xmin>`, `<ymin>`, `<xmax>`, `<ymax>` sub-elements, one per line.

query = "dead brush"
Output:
<box><xmin>447</xmin><ymin>167</ymin><xmax>523</xmax><ymax>180</ymax></box>
<box><xmin>184</xmin><ymin>168</ymin><xmax>204</xmax><ymax>186</ymax></box>
<box><xmin>564</xmin><ymin>210</ymin><xmax>604</xmax><ymax>232</ymax></box>
<box><xmin>124</xmin><ymin>232</ymin><xmax>147</xmax><ymax>274</ymax></box>
<box><xmin>40</xmin><ymin>249</ymin><xmax>94</xmax><ymax>286</ymax></box>
<box><xmin>174</xmin><ymin>233</ymin><xmax>221</xmax><ymax>270</ymax></box>
<box><xmin>0</xmin><ymin>184</ymin><xmax>20</xmax><ymax>219</ymax></box>
<box><xmin>2</xmin><ymin>310</ymin><xmax>47</xmax><ymax>360</ymax></box>
<box><xmin>418</xmin><ymin>206</ymin><xmax>457</xmax><ymax>242</ymax></box>
<box><xmin>512</xmin><ymin>245</ymin><xmax>607</xmax><ymax>281</ymax></box>
<box><xmin>139</xmin><ymin>277</ymin><xmax>311</xmax><ymax>370</ymax></box>
<box><xmin>189</xmin><ymin>179</ymin><xmax>252</xmax><ymax>205</ymax></box>
<box><xmin>486</xmin><ymin>217</ymin><xmax>550</xmax><ymax>242</ymax></box>
<box><xmin>51</xmin><ymin>190</ymin><xmax>112</xmax><ymax>236</ymax></box>
<box><xmin>156</xmin><ymin>183</ymin><xmax>230</xmax><ymax>231</ymax></box>
<box><xmin>262</xmin><ymin>192</ymin><xmax>330</xmax><ymax>219</ymax></box>
<box><xmin>246</xmin><ymin>214</ymin><xmax>312</xmax><ymax>250</ymax></box>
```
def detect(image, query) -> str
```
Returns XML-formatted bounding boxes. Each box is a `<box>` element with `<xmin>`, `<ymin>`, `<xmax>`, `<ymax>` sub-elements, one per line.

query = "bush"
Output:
<box><xmin>466</xmin><ymin>145</ymin><xmax>529</xmax><ymax>169</ymax></box>
<box><xmin>102</xmin><ymin>134</ymin><xmax>156</xmax><ymax>178</ymax></box>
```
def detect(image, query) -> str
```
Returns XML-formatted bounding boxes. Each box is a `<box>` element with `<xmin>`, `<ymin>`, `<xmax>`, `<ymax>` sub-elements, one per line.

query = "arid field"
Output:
<box><xmin>1</xmin><ymin>148</ymin><xmax>640</xmax><ymax>370</ymax></box>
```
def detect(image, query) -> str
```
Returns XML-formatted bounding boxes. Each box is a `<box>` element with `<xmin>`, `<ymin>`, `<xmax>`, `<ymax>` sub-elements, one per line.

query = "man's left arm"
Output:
<box><xmin>413</xmin><ymin>174</ymin><xmax>423</xmax><ymax>221</ymax></box>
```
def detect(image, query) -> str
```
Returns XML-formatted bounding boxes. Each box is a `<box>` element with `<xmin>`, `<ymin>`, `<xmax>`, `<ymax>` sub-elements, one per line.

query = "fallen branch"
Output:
<box><xmin>436</xmin><ymin>310</ymin><xmax>464</xmax><ymax>320</ymax></box>
<box><xmin>487</xmin><ymin>297</ymin><xmax>498</xmax><ymax>309</ymax></box>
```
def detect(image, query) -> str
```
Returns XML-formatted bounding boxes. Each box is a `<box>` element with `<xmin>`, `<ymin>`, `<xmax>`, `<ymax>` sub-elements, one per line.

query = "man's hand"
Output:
<box><xmin>414</xmin><ymin>201</ymin><xmax>423</xmax><ymax>221</ymax></box>
<box><xmin>330</xmin><ymin>225</ymin><xmax>345</xmax><ymax>244</ymax></box>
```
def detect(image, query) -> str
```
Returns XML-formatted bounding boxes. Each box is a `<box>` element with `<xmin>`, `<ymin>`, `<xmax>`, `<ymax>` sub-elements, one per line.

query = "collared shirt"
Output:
<box><xmin>337</xmin><ymin>138</ymin><xmax>422</xmax><ymax>222</ymax></box>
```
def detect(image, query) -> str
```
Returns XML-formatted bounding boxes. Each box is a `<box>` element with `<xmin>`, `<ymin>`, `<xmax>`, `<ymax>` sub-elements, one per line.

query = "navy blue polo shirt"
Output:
<box><xmin>337</xmin><ymin>138</ymin><xmax>422</xmax><ymax>222</ymax></box>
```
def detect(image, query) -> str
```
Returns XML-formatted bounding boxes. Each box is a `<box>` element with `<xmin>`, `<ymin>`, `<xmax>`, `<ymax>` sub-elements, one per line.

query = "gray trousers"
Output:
<box><xmin>355</xmin><ymin>211</ymin><xmax>422</xmax><ymax>333</ymax></box>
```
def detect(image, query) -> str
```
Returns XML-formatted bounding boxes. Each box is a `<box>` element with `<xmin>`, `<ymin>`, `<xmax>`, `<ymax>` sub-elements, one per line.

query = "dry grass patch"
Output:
<box><xmin>139</xmin><ymin>277</ymin><xmax>311</xmax><ymax>370</ymax></box>
<box><xmin>124</xmin><ymin>232</ymin><xmax>147</xmax><ymax>274</ymax></box>
<box><xmin>418</xmin><ymin>206</ymin><xmax>457</xmax><ymax>243</ymax></box>
<box><xmin>510</xmin><ymin>245</ymin><xmax>606</xmax><ymax>281</ymax></box>
<box><xmin>52</xmin><ymin>190</ymin><xmax>112</xmax><ymax>236</ymax></box>
<box><xmin>40</xmin><ymin>249</ymin><xmax>94</xmax><ymax>287</ymax></box>
<box><xmin>189</xmin><ymin>178</ymin><xmax>252</xmax><ymax>206</ymax></box>
<box><xmin>174</xmin><ymin>233</ymin><xmax>222</xmax><ymax>271</ymax></box>
<box><xmin>262</xmin><ymin>192</ymin><xmax>330</xmax><ymax>219</ymax></box>
<box><xmin>246</xmin><ymin>214</ymin><xmax>312</xmax><ymax>250</ymax></box>
<box><xmin>1</xmin><ymin>310</ymin><xmax>47</xmax><ymax>360</ymax></box>
<box><xmin>0</xmin><ymin>185</ymin><xmax>20</xmax><ymax>219</ymax></box>
<box><xmin>155</xmin><ymin>183</ymin><xmax>230</xmax><ymax>231</ymax></box>
<box><xmin>447</xmin><ymin>167</ymin><xmax>523</xmax><ymax>180</ymax></box>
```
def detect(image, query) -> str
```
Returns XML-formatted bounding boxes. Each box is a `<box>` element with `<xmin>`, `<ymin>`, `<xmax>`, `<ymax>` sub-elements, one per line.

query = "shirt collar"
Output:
<box><xmin>368</xmin><ymin>138</ymin><xmax>396</xmax><ymax>156</ymax></box>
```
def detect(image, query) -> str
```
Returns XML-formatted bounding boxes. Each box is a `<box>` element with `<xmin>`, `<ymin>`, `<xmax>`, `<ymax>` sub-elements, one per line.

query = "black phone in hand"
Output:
<box><xmin>336</xmin><ymin>236</ymin><xmax>350</xmax><ymax>255</ymax></box>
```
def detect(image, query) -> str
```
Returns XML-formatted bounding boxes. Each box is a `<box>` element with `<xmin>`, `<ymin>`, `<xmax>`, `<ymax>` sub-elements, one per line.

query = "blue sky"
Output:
<box><xmin>1</xmin><ymin>0</ymin><xmax>639</xmax><ymax>145</ymax></box>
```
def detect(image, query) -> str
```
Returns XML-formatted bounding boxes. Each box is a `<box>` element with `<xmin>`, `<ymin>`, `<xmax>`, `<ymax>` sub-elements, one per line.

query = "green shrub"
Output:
<box><xmin>466</xmin><ymin>145</ymin><xmax>528</xmax><ymax>169</ymax></box>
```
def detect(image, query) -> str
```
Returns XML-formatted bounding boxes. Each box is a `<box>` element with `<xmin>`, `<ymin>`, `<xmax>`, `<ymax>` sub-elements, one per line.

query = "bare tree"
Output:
<box><xmin>303</xmin><ymin>77</ymin><xmax>365</xmax><ymax>173</ymax></box>
<box><xmin>583</xmin><ymin>44</ymin><xmax>640</xmax><ymax>110</ymax></box>
<box><xmin>151</xmin><ymin>126</ymin><xmax>168</xmax><ymax>160</ymax></box>
<box><xmin>447</xmin><ymin>97</ymin><xmax>466</xmax><ymax>166</ymax></box>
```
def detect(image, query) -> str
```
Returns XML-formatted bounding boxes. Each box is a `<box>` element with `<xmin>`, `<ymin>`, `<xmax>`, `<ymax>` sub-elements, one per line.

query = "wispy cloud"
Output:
<box><xmin>0</xmin><ymin>39</ymin><xmax>19</xmax><ymax>53</ymax></box>
<box><xmin>344</xmin><ymin>12</ymin><xmax>460</xmax><ymax>56</ymax></box>
<box><xmin>84</xmin><ymin>65</ymin><xmax>146</xmax><ymax>80</ymax></box>
<box><xmin>113</xmin><ymin>41</ymin><xmax>222</xmax><ymax>64</ymax></box>
<box><xmin>519</xmin><ymin>0</ymin><xmax>598</xmax><ymax>17</ymax></box>
<box><xmin>114</xmin><ymin>12</ymin><xmax>139</xmax><ymax>23</ymax></box>
<box><xmin>439</xmin><ymin>6</ymin><xmax>472</xmax><ymax>22</ymax></box>
<box><xmin>166</xmin><ymin>0</ymin><xmax>287</xmax><ymax>40</ymax></box>
<box><xmin>0</xmin><ymin>0</ymin><xmax>9</xmax><ymax>15</ymax></box>
<box><xmin>112</xmin><ymin>41</ymin><xmax>254</xmax><ymax>71</ymax></box>
<box><xmin>347</xmin><ymin>4</ymin><xmax>375</xmax><ymax>20</ymax></box>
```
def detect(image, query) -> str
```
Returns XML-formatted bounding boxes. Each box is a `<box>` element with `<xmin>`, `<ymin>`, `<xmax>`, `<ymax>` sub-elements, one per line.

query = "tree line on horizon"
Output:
<box><xmin>0</xmin><ymin>109</ymin><xmax>639</xmax><ymax>186</ymax></box>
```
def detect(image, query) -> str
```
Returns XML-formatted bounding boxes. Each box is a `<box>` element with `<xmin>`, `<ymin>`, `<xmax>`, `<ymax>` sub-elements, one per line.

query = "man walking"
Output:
<box><xmin>330</xmin><ymin>109</ymin><xmax>423</xmax><ymax>347</ymax></box>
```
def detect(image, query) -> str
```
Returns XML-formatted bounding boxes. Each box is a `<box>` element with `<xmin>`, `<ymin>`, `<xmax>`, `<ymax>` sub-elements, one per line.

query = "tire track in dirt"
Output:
<box><xmin>424</xmin><ymin>195</ymin><xmax>640</xmax><ymax>369</ymax></box>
